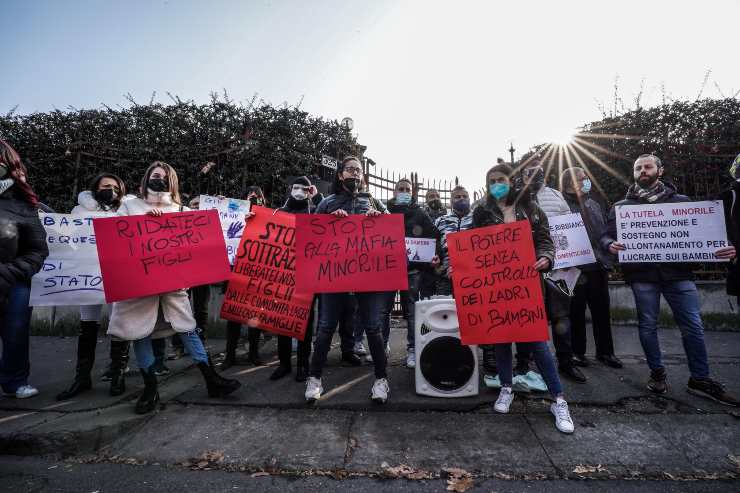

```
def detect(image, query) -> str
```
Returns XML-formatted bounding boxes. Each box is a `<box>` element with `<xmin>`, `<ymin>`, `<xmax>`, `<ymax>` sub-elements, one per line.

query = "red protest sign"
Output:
<box><xmin>220</xmin><ymin>206</ymin><xmax>314</xmax><ymax>340</ymax></box>
<box><xmin>448</xmin><ymin>220</ymin><xmax>548</xmax><ymax>345</ymax></box>
<box><xmin>295</xmin><ymin>214</ymin><xmax>408</xmax><ymax>293</ymax></box>
<box><xmin>94</xmin><ymin>210</ymin><xmax>230</xmax><ymax>303</ymax></box>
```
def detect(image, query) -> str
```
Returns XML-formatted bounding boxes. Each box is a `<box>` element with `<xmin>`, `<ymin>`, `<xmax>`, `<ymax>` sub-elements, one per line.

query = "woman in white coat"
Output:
<box><xmin>108</xmin><ymin>161</ymin><xmax>240</xmax><ymax>414</ymax></box>
<box><xmin>57</xmin><ymin>173</ymin><xmax>134</xmax><ymax>401</ymax></box>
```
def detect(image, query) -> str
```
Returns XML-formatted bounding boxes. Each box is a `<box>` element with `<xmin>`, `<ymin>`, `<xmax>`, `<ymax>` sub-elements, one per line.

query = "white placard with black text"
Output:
<box><xmin>548</xmin><ymin>212</ymin><xmax>597</xmax><ymax>269</ymax></box>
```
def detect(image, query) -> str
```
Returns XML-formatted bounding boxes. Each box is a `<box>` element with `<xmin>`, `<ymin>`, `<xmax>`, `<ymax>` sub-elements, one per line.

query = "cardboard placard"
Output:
<box><xmin>94</xmin><ymin>210</ymin><xmax>230</xmax><ymax>302</ymax></box>
<box><xmin>199</xmin><ymin>194</ymin><xmax>251</xmax><ymax>265</ymax></box>
<box><xmin>220</xmin><ymin>206</ymin><xmax>313</xmax><ymax>340</ymax></box>
<box><xmin>448</xmin><ymin>220</ymin><xmax>549</xmax><ymax>344</ymax></box>
<box><xmin>30</xmin><ymin>213</ymin><xmax>108</xmax><ymax>306</ymax></box>
<box><xmin>548</xmin><ymin>213</ymin><xmax>596</xmax><ymax>269</ymax></box>
<box><xmin>295</xmin><ymin>214</ymin><xmax>408</xmax><ymax>293</ymax></box>
<box><xmin>405</xmin><ymin>237</ymin><xmax>436</xmax><ymax>263</ymax></box>
<box><xmin>615</xmin><ymin>200</ymin><xmax>729</xmax><ymax>263</ymax></box>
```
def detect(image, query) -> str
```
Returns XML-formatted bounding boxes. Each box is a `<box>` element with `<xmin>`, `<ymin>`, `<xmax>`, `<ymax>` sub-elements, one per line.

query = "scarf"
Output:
<box><xmin>626</xmin><ymin>180</ymin><xmax>669</xmax><ymax>203</ymax></box>
<box><xmin>0</xmin><ymin>178</ymin><xmax>14</xmax><ymax>196</ymax></box>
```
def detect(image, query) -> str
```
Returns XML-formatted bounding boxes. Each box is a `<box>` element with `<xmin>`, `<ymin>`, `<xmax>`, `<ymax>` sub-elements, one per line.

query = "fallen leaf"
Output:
<box><xmin>250</xmin><ymin>472</ymin><xmax>270</xmax><ymax>478</ymax></box>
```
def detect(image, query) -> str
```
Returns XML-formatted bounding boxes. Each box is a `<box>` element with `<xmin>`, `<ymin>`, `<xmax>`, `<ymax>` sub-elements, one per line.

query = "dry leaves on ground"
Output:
<box><xmin>180</xmin><ymin>450</ymin><xmax>225</xmax><ymax>471</ymax></box>
<box><xmin>442</xmin><ymin>467</ymin><xmax>474</xmax><ymax>492</ymax></box>
<box><xmin>380</xmin><ymin>463</ymin><xmax>434</xmax><ymax>480</ymax></box>
<box><xmin>572</xmin><ymin>464</ymin><xmax>607</xmax><ymax>475</ymax></box>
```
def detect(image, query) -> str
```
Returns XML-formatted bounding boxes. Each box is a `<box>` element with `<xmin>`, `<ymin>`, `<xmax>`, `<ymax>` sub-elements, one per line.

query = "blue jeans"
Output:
<box><xmin>134</xmin><ymin>330</ymin><xmax>208</xmax><ymax>371</ymax></box>
<box><xmin>495</xmin><ymin>341</ymin><xmax>563</xmax><ymax>398</ymax></box>
<box><xmin>361</xmin><ymin>290</ymin><xmax>395</xmax><ymax>346</ymax></box>
<box><xmin>311</xmin><ymin>292</ymin><xmax>387</xmax><ymax>379</ymax></box>
<box><xmin>631</xmin><ymin>280</ymin><xmax>709</xmax><ymax>379</ymax></box>
<box><xmin>0</xmin><ymin>283</ymin><xmax>33</xmax><ymax>393</ymax></box>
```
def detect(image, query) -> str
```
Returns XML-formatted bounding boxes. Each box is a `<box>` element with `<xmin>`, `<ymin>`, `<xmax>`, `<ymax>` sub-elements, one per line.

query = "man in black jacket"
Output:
<box><xmin>385</xmin><ymin>178</ymin><xmax>439</xmax><ymax>369</ymax></box>
<box><xmin>604</xmin><ymin>154</ymin><xmax>737</xmax><ymax>406</ymax></box>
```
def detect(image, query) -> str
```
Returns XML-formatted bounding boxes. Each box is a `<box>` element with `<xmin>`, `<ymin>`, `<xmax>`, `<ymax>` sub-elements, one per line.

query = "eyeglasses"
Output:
<box><xmin>343</xmin><ymin>166</ymin><xmax>362</xmax><ymax>175</ymax></box>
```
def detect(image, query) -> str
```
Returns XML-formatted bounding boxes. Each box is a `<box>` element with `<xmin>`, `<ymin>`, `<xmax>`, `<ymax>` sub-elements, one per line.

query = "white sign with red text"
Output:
<box><xmin>615</xmin><ymin>200</ymin><xmax>728</xmax><ymax>263</ymax></box>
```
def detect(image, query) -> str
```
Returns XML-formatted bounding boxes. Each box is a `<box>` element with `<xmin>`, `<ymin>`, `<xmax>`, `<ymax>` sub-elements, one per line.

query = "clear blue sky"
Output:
<box><xmin>5</xmin><ymin>0</ymin><xmax>740</xmax><ymax>190</ymax></box>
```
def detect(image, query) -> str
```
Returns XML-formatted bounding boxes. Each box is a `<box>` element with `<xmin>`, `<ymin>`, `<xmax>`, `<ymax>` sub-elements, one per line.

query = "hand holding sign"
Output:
<box><xmin>447</xmin><ymin>220</ymin><xmax>548</xmax><ymax>345</ymax></box>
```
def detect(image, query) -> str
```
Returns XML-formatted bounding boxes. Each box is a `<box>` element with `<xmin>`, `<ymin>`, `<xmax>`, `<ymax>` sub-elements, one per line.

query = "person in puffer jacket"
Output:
<box><xmin>517</xmin><ymin>159</ymin><xmax>585</xmax><ymax>384</ymax></box>
<box><xmin>0</xmin><ymin>138</ymin><xmax>49</xmax><ymax>399</ymax></box>
<box><xmin>305</xmin><ymin>156</ymin><xmax>391</xmax><ymax>405</ymax></box>
<box><xmin>57</xmin><ymin>173</ymin><xmax>135</xmax><ymax>401</ymax></box>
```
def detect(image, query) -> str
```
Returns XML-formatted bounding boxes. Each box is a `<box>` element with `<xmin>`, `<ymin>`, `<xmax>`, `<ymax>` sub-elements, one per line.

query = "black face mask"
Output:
<box><xmin>428</xmin><ymin>199</ymin><xmax>443</xmax><ymax>210</ymax></box>
<box><xmin>148</xmin><ymin>178</ymin><xmax>168</xmax><ymax>192</ymax></box>
<box><xmin>343</xmin><ymin>178</ymin><xmax>360</xmax><ymax>193</ymax></box>
<box><xmin>94</xmin><ymin>189</ymin><xmax>117</xmax><ymax>206</ymax></box>
<box><xmin>0</xmin><ymin>165</ymin><xmax>8</xmax><ymax>180</ymax></box>
<box><xmin>526</xmin><ymin>169</ymin><xmax>545</xmax><ymax>192</ymax></box>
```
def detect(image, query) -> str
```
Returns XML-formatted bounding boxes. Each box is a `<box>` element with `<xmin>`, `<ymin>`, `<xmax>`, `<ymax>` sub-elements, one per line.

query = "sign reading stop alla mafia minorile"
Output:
<box><xmin>615</xmin><ymin>200</ymin><xmax>729</xmax><ymax>263</ymax></box>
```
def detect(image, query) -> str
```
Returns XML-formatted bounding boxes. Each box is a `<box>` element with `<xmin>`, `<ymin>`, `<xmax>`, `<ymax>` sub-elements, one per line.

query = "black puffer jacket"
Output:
<box><xmin>315</xmin><ymin>190</ymin><xmax>386</xmax><ymax>215</ymax></box>
<box><xmin>604</xmin><ymin>185</ymin><xmax>695</xmax><ymax>283</ymax></box>
<box><xmin>563</xmin><ymin>192</ymin><xmax>614</xmax><ymax>270</ymax></box>
<box><xmin>0</xmin><ymin>186</ymin><xmax>49</xmax><ymax>300</ymax></box>
<box><xmin>472</xmin><ymin>198</ymin><xmax>555</xmax><ymax>265</ymax></box>
<box><xmin>278</xmin><ymin>194</ymin><xmax>322</xmax><ymax>214</ymax></box>
<box><xmin>387</xmin><ymin>198</ymin><xmax>439</xmax><ymax>271</ymax></box>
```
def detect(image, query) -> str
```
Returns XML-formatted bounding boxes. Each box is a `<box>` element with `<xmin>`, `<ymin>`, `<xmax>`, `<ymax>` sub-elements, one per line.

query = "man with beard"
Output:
<box><xmin>605</xmin><ymin>154</ymin><xmax>737</xmax><ymax>406</ymax></box>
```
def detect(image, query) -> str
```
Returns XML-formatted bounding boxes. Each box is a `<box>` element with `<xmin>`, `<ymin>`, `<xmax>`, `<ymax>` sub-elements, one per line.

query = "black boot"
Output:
<box><xmin>109</xmin><ymin>340</ymin><xmax>130</xmax><ymax>396</ymax></box>
<box><xmin>221</xmin><ymin>322</ymin><xmax>241</xmax><ymax>369</ymax></box>
<box><xmin>270</xmin><ymin>365</ymin><xmax>292</xmax><ymax>381</ymax></box>
<box><xmin>197</xmin><ymin>362</ymin><xmax>242</xmax><ymax>397</ymax></box>
<box><xmin>247</xmin><ymin>327</ymin><xmax>264</xmax><ymax>366</ymax></box>
<box><xmin>295</xmin><ymin>365</ymin><xmax>309</xmax><ymax>382</ymax></box>
<box><xmin>57</xmin><ymin>321</ymin><xmax>99</xmax><ymax>401</ymax></box>
<box><xmin>135</xmin><ymin>367</ymin><xmax>159</xmax><ymax>414</ymax></box>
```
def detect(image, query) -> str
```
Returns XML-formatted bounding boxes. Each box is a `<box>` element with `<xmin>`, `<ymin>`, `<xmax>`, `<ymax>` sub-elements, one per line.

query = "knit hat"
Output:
<box><xmin>291</xmin><ymin>175</ymin><xmax>312</xmax><ymax>187</ymax></box>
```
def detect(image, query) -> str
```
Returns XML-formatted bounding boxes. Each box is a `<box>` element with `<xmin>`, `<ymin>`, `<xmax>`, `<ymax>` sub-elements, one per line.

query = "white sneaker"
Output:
<box><xmin>371</xmin><ymin>378</ymin><xmax>389</xmax><ymax>403</ymax></box>
<box><xmin>5</xmin><ymin>385</ymin><xmax>39</xmax><ymax>399</ymax></box>
<box><xmin>354</xmin><ymin>342</ymin><xmax>367</xmax><ymax>355</ymax></box>
<box><xmin>550</xmin><ymin>400</ymin><xmax>575</xmax><ymax>434</ymax></box>
<box><xmin>494</xmin><ymin>387</ymin><xmax>514</xmax><ymax>413</ymax></box>
<box><xmin>305</xmin><ymin>377</ymin><xmax>323</xmax><ymax>403</ymax></box>
<box><xmin>405</xmin><ymin>348</ymin><xmax>416</xmax><ymax>369</ymax></box>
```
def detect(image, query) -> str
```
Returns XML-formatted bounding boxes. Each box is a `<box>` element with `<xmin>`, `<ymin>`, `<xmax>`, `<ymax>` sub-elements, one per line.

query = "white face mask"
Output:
<box><xmin>291</xmin><ymin>185</ymin><xmax>308</xmax><ymax>200</ymax></box>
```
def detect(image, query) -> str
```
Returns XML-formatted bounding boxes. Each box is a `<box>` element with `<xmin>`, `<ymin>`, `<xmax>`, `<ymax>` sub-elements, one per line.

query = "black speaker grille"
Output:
<box><xmin>419</xmin><ymin>336</ymin><xmax>475</xmax><ymax>392</ymax></box>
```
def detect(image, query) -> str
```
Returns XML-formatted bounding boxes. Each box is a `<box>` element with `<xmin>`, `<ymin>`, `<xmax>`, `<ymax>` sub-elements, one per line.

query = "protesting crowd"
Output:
<box><xmin>2</xmin><ymin>135</ymin><xmax>739</xmax><ymax>436</ymax></box>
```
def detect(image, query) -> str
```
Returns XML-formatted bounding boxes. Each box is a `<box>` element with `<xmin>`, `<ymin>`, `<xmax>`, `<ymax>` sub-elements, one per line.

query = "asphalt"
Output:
<box><xmin>1</xmin><ymin>323</ymin><xmax>739</xmax><ymax>490</ymax></box>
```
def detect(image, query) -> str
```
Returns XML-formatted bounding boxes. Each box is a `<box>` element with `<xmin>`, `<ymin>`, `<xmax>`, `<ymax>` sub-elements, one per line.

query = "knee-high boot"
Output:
<box><xmin>247</xmin><ymin>327</ymin><xmax>264</xmax><ymax>366</ymax></box>
<box><xmin>197</xmin><ymin>361</ymin><xmax>241</xmax><ymax>397</ymax></box>
<box><xmin>57</xmin><ymin>321</ymin><xmax>98</xmax><ymax>401</ymax></box>
<box><xmin>109</xmin><ymin>340</ymin><xmax>130</xmax><ymax>396</ymax></box>
<box><xmin>221</xmin><ymin>322</ymin><xmax>241</xmax><ymax>369</ymax></box>
<box><xmin>135</xmin><ymin>367</ymin><xmax>159</xmax><ymax>414</ymax></box>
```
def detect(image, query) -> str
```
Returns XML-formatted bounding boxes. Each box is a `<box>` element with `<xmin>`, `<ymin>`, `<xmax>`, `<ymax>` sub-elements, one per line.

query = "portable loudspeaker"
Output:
<box><xmin>415</xmin><ymin>296</ymin><xmax>479</xmax><ymax>397</ymax></box>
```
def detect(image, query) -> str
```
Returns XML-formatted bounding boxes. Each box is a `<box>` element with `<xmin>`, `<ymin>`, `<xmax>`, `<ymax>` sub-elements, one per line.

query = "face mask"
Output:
<box><xmin>291</xmin><ymin>188</ymin><xmax>307</xmax><ymax>201</ymax></box>
<box><xmin>343</xmin><ymin>178</ymin><xmax>359</xmax><ymax>193</ymax></box>
<box><xmin>489</xmin><ymin>183</ymin><xmax>510</xmax><ymax>200</ymax></box>
<box><xmin>94</xmin><ymin>188</ymin><xmax>117</xmax><ymax>206</ymax></box>
<box><xmin>396</xmin><ymin>192</ymin><xmax>412</xmax><ymax>205</ymax></box>
<box><xmin>452</xmin><ymin>198</ymin><xmax>470</xmax><ymax>214</ymax></box>
<box><xmin>0</xmin><ymin>165</ymin><xmax>7</xmax><ymax>180</ymax></box>
<box><xmin>148</xmin><ymin>178</ymin><xmax>168</xmax><ymax>192</ymax></box>
<box><xmin>525</xmin><ymin>168</ymin><xmax>545</xmax><ymax>191</ymax></box>
<box><xmin>581</xmin><ymin>179</ymin><xmax>592</xmax><ymax>194</ymax></box>
<box><xmin>428</xmin><ymin>198</ymin><xmax>442</xmax><ymax>209</ymax></box>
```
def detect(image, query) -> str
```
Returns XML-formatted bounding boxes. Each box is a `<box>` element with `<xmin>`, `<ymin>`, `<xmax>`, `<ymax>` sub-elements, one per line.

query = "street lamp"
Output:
<box><xmin>508</xmin><ymin>141</ymin><xmax>516</xmax><ymax>165</ymax></box>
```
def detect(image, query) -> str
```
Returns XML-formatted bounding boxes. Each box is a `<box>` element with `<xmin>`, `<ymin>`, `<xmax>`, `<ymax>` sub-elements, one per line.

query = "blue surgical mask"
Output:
<box><xmin>581</xmin><ymin>179</ymin><xmax>592</xmax><ymax>194</ymax></box>
<box><xmin>452</xmin><ymin>198</ymin><xmax>470</xmax><ymax>214</ymax></box>
<box><xmin>396</xmin><ymin>192</ymin><xmax>412</xmax><ymax>205</ymax></box>
<box><xmin>489</xmin><ymin>183</ymin><xmax>510</xmax><ymax>200</ymax></box>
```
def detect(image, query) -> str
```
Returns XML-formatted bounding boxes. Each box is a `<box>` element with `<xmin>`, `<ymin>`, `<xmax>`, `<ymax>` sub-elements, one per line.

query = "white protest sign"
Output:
<box><xmin>615</xmin><ymin>200</ymin><xmax>729</xmax><ymax>263</ymax></box>
<box><xmin>548</xmin><ymin>213</ymin><xmax>597</xmax><ymax>269</ymax></box>
<box><xmin>199</xmin><ymin>195</ymin><xmax>251</xmax><ymax>265</ymax></box>
<box><xmin>30</xmin><ymin>212</ymin><xmax>108</xmax><ymax>306</ymax></box>
<box><xmin>405</xmin><ymin>237</ymin><xmax>436</xmax><ymax>263</ymax></box>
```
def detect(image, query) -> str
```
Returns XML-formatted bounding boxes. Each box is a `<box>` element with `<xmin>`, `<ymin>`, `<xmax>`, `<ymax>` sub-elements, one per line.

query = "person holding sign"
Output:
<box><xmin>560</xmin><ymin>167</ymin><xmax>622</xmax><ymax>369</ymax></box>
<box><xmin>605</xmin><ymin>154</ymin><xmax>737</xmax><ymax>406</ymax></box>
<box><xmin>0</xmin><ymin>139</ymin><xmax>48</xmax><ymax>399</ymax></box>
<box><xmin>472</xmin><ymin>163</ymin><xmax>575</xmax><ymax>433</ymax></box>
<box><xmin>269</xmin><ymin>176</ymin><xmax>322</xmax><ymax>382</ymax></box>
<box><xmin>383</xmin><ymin>178</ymin><xmax>439</xmax><ymax>369</ymax></box>
<box><xmin>107</xmin><ymin>162</ymin><xmax>241</xmax><ymax>414</ymax></box>
<box><xmin>720</xmin><ymin>153</ymin><xmax>740</xmax><ymax>303</ymax></box>
<box><xmin>57</xmin><ymin>173</ymin><xmax>135</xmax><ymax>401</ymax></box>
<box><xmin>305</xmin><ymin>156</ymin><xmax>391</xmax><ymax>404</ymax></box>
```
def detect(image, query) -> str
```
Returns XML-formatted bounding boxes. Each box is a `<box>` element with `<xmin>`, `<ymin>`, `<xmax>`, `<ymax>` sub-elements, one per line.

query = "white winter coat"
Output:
<box><xmin>106</xmin><ymin>191</ymin><xmax>197</xmax><ymax>341</ymax></box>
<box><xmin>535</xmin><ymin>187</ymin><xmax>571</xmax><ymax>217</ymax></box>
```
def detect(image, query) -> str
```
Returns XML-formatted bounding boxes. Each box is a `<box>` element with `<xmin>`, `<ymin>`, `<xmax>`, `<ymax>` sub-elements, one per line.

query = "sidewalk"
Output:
<box><xmin>1</xmin><ymin>324</ymin><xmax>739</xmax><ymax>481</ymax></box>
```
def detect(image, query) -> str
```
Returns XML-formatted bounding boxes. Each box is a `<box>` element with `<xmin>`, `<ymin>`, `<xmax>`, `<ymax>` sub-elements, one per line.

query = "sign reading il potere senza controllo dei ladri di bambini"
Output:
<box><xmin>615</xmin><ymin>200</ymin><xmax>729</xmax><ymax>263</ymax></box>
